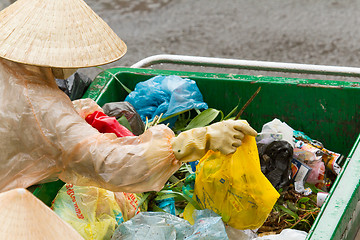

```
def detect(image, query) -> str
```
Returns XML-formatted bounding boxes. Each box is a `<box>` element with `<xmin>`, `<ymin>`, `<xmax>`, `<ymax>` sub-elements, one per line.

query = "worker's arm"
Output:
<box><xmin>19</xmin><ymin>65</ymin><xmax>181</xmax><ymax>193</ymax></box>
<box><xmin>0</xmin><ymin>59</ymin><xmax>181</xmax><ymax>193</ymax></box>
<box><xmin>55</xmin><ymin>98</ymin><xmax>179</xmax><ymax>193</ymax></box>
<box><xmin>15</xmin><ymin>59</ymin><xmax>256</xmax><ymax>193</ymax></box>
<box><xmin>57</xmin><ymin>120</ymin><xmax>181</xmax><ymax>193</ymax></box>
<box><xmin>41</xmin><ymin>96</ymin><xmax>180</xmax><ymax>193</ymax></box>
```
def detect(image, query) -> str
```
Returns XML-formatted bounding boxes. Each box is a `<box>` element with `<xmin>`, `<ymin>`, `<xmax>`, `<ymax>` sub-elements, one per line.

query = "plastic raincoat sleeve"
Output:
<box><xmin>0</xmin><ymin>58</ymin><xmax>180</xmax><ymax>193</ymax></box>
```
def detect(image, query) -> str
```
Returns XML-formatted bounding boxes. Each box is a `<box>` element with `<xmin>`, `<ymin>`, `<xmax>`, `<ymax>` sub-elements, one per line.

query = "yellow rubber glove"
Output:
<box><xmin>171</xmin><ymin>119</ymin><xmax>258</xmax><ymax>162</ymax></box>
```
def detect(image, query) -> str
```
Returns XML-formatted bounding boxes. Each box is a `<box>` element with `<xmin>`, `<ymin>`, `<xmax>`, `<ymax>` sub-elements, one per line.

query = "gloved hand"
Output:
<box><xmin>171</xmin><ymin>119</ymin><xmax>257</xmax><ymax>162</ymax></box>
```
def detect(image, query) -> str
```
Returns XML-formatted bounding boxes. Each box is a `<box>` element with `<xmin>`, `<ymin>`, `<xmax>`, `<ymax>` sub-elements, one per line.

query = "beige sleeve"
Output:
<box><xmin>57</xmin><ymin>121</ymin><xmax>181</xmax><ymax>193</ymax></box>
<box><xmin>24</xmin><ymin>63</ymin><xmax>181</xmax><ymax>193</ymax></box>
<box><xmin>54</xmin><ymin>99</ymin><xmax>181</xmax><ymax>193</ymax></box>
<box><xmin>0</xmin><ymin>59</ymin><xmax>180</xmax><ymax>193</ymax></box>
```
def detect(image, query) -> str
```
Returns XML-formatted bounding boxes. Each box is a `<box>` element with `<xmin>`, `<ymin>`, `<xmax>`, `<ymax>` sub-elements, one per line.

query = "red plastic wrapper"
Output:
<box><xmin>85</xmin><ymin>111</ymin><xmax>134</xmax><ymax>137</ymax></box>
<box><xmin>306</xmin><ymin>160</ymin><xmax>325</xmax><ymax>189</ymax></box>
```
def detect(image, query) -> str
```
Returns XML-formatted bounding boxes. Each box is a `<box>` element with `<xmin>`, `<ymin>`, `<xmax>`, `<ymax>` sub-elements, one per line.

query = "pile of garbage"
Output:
<box><xmin>23</xmin><ymin>74</ymin><xmax>344</xmax><ymax>239</ymax></box>
<box><xmin>255</xmin><ymin>119</ymin><xmax>342</xmax><ymax>235</ymax></box>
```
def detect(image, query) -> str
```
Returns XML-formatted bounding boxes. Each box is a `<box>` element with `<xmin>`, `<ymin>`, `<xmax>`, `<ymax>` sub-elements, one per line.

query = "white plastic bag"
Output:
<box><xmin>256</xmin><ymin>118</ymin><xmax>294</xmax><ymax>147</ymax></box>
<box><xmin>254</xmin><ymin>229</ymin><xmax>307</xmax><ymax>240</ymax></box>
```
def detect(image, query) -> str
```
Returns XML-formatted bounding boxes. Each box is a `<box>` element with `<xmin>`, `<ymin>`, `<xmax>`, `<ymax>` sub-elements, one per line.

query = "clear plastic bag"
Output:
<box><xmin>111</xmin><ymin>209</ymin><xmax>228</xmax><ymax>240</ymax></box>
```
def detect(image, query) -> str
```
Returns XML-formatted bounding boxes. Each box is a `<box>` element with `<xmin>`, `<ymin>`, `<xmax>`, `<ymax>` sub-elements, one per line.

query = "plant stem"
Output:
<box><xmin>290</xmin><ymin>212</ymin><xmax>312</xmax><ymax>229</ymax></box>
<box><xmin>235</xmin><ymin>86</ymin><xmax>261</xmax><ymax>120</ymax></box>
<box><xmin>96</xmin><ymin>66</ymin><xmax>132</xmax><ymax>94</ymax></box>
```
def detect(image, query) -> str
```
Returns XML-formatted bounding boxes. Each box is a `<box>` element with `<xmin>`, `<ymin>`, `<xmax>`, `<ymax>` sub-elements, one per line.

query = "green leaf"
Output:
<box><xmin>273</xmin><ymin>204</ymin><xmax>281</xmax><ymax>212</ymax></box>
<box><xmin>168</xmin><ymin>175</ymin><xmax>181</xmax><ymax>184</ymax></box>
<box><xmin>175</xmin><ymin>207</ymin><xmax>182</xmax><ymax>216</ymax></box>
<box><xmin>286</xmin><ymin>200</ymin><xmax>298</xmax><ymax>212</ymax></box>
<box><xmin>160</xmin><ymin>190</ymin><xmax>201</xmax><ymax>210</ymax></box>
<box><xmin>183</xmin><ymin>108</ymin><xmax>220</xmax><ymax>131</ymax></box>
<box><xmin>173</xmin><ymin>112</ymin><xmax>192</xmax><ymax>132</ymax></box>
<box><xmin>298</xmin><ymin>197</ymin><xmax>310</xmax><ymax>204</ymax></box>
<box><xmin>162</xmin><ymin>185</ymin><xmax>183</xmax><ymax>192</ymax></box>
<box><xmin>224</xmin><ymin>104</ymin><xmax>239</xmax><ymax>120</ymax></box>
<box><xmin>154</xmin><ymin>193</ymin><xmax>179</xmax><ymax>201</ymax></box>
<box><xmin>219</xmin><ymin>110</ymin><xmax>224</xmax><ymax>121</ymax></box>
<box><xmin>135</xmin><ymin>192</ymin><xmax>151</xmax><ymax>213</ymax></box>
<box><xmin>157</xmin><ymin>109</ymin><xmax>191</xmax><ymax>124</ymax></box>
<box><xmin>117</xmin><ymin>115</ymin><xmax>132</xmax><ymax>132</ymax></box>
<box><xmin>150</xmin><ymin>204</ymin><xmax>167</xmax><ymax>213</ymax></box>
<box><xmin>278</xmin><ymin>205</ymin><xmax>299</xmax><ymax>220</ymax></box>
<box><xmin>96</xmin><ymin>67</ymin><xmax>132</xmax><ymax>94</ymax></box>
<box><xmin>304</xmin><ymin>183</ymin><xmax>323</xmax><ymax>194</ymax></box>
<box><xmin>178</xmin><ymin>163</ymin><xmax>194</xmax><ymax>174</ymax></box>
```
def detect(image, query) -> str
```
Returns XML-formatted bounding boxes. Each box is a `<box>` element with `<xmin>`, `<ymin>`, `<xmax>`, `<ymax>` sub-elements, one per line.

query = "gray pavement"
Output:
<box><xmin>1</xmin><ymin>0</ymin><xmax>360</xmax><ymax>81</ymax></box>
<box><xmin>83</xmin><ymin>0</ymin><xmax>360</xmax><ymax>81</ymax></box>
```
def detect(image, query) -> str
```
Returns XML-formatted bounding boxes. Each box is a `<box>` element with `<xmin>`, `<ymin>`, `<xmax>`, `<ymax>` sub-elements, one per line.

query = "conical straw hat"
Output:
<box><xmin>0</xmin><ymin>188</ymin><xmax>84</xmax><ymax>239</ymax></box>
<box><xmin>0</xmin><ymin>0</ymin><xmax>127</xmax><ymax>68</ymax></box>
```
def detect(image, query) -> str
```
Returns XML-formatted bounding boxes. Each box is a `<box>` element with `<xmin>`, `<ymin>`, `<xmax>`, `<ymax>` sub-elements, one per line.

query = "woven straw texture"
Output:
<box><xmin>0</xmin><ymin>188</ymin><xmax>84</xmax><ymax>239</ymax></box>
<box><xmin>0</xmin><ymin>0</ymin><xmax>127</xmax><ymax>68</ymax></box>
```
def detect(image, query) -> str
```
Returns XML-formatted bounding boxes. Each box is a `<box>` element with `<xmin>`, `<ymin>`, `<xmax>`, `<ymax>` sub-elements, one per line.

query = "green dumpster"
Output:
<box><xmin>81</xmin><ymin>67</ymin><xmax>360</xmax><ymax>240</ymax></box>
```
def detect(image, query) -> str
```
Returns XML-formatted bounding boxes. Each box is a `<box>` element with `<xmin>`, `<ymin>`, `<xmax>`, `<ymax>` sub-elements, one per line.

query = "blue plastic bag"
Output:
<box><xmin>156</xmin><ymin>197</ymin><xmax>176</xmax><ymax>215</ymax></box>
<box><xmin>111</xmin><ymin>209</ymin><xmax>228</xmax><ymax>240</ymax></box>
<box><xmin>125</xmin><ymin>75</ymin><xmax>208</xmax><ymax>123</ymax></box>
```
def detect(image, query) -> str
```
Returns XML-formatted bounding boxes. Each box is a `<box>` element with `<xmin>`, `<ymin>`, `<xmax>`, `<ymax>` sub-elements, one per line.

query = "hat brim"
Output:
<box><xmin>0</xmin><ymin>0</ymin><xmax>127</xmax><ymax>68</ymax></box>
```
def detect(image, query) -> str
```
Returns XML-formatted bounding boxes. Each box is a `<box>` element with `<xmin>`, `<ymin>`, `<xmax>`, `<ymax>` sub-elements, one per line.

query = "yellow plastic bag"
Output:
<box><xmin>52</xmin><ymin>184</ymin><xmax>123</xmax><ymax>240</ymax></box>
<box><xmin>113</xmin><ymin>192</ymin><xmax>147</xmax><ymax>221</ymax></box>
<box><xmin>184</xmin><ymin>136</ymin><xmax>279</xmax><ymax>230</ymax></box>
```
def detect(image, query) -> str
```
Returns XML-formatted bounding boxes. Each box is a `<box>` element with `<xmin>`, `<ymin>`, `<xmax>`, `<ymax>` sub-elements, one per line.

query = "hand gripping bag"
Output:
<box><xmin>184</xmin><ymin>135</ymin><xmax>279</xmax><ymax>230</ymax></box>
